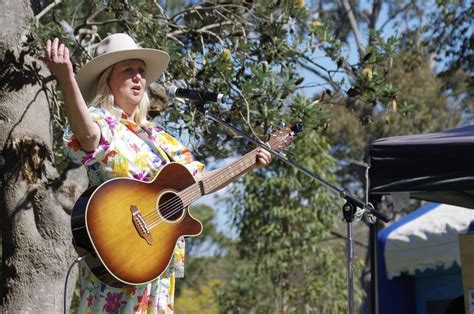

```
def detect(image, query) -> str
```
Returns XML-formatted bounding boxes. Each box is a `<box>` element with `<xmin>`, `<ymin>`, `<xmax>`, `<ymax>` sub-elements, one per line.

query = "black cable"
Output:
<box><xmin>64</xmin><ymin>255</ymin><xmax>87</xmax><ymax>314</ymax></box>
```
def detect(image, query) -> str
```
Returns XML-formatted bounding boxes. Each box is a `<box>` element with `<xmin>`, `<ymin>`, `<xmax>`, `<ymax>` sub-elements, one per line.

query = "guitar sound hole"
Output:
<box><xmin>158</xmin><ymin>192</ymin><xmax>184</xmax><ymax>222</ymax></box>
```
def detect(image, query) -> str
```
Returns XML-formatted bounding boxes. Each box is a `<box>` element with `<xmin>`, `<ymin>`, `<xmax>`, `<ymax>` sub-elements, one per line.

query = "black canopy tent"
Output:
<box><xmin>367</xmin><ymin>125</ymin><xmax>474</xmax><ymax>314</ymax></box>
<box><xmin>369</xmin><ymin>125</ymin><xmax>474</xmax><ymax>209</ymax></box>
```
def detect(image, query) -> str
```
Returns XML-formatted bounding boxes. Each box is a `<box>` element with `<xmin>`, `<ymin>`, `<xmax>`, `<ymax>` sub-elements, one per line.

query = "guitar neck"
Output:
<box><xmin>179</xmin><ymin>148</ymin><xmax>258</xmax><ymax>207</ymax></box>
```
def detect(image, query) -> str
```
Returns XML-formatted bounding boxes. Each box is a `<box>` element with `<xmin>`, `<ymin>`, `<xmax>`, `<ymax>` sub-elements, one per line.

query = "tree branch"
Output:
<box><xmin>377</xmin><ymin>2</ymin><xmax>412</xmax><ymax>32</ymax></box>
<box><xmin>35</xmin><ymin>0</ymin><xmax>62</xmax><ymax>27</ymax></box>
<box><xmin>168</xmin><ymin>20</ymin><xmax>234</xmax><ymax>39</ymax></box>
<box><xmin>368</xmin><ymin>0</ymin><xmax>381</xmax><ymax>45</ymax></box>
<box><xmin>297</xmin><ymin>59</ymin><xmax>339</xmax><ymax>90</ymax></box>
<box><xmin>340</xmin><ymin>0</ymin><xmax>365</xmax><ymax>57</ymax></box>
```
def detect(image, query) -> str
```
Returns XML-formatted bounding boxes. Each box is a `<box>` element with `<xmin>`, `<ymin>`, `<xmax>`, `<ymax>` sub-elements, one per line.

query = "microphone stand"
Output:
<box><xmin>192</xmin><ymin>101</ymin><xmax>390</xmax><ymax>314</ymax></box>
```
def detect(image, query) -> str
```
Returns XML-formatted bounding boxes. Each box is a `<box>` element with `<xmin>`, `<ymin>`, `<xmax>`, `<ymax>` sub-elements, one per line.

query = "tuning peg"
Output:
<box><xmin>266</xmin><ymin>127</ymin><xmax>273</xmax><ymax>137</ymax></box>
<box><xmin>291</xmin><ymin>123</ymin><xmax>303</xmax><ymax>134</ymax></box>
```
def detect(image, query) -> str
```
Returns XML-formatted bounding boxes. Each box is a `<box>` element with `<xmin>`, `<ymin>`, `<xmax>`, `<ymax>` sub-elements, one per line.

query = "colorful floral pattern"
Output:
<box><xmin>64</xmin><ymin>107</ymin><xmax>203</xmax><ymax>313</ymax></box>
<box><xmin>64</xmin><ymin>107</ymin><xmax>204</xmax><ymax>186</ymax></box>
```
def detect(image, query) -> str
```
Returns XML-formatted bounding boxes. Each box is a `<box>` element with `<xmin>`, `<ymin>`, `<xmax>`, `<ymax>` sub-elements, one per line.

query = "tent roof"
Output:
<box><xmin>378</xmin><ymin>202</ymin><xmax>474</xmax><ymax>279</ymax></box>
<box><xmin>369</xmin><ymin>125</ymin><xmax>474</xmax><ymax>208</ymax></box>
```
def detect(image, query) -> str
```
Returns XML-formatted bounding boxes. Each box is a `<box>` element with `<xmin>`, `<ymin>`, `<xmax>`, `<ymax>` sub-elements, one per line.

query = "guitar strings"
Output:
<box><xmin>140</xmin><ymin>135</ymin><xmax>286</xmax><ymax>230</ymax></box>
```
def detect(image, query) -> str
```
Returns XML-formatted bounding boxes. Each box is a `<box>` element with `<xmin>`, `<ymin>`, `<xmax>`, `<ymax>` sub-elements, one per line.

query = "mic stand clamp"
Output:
<box><xmin>192</xmin><ymin>100</ymin><xmax>389</xmax><ymax>314</ymax></box>
<box><xmin>341</xmin><ymin>198</ymin><xmax>359</xmax><ymax>314</ymax></box>
<box><xmin>343</xmin><ymin>200</ymin><xmax>357</xmax><ymax>223</ymax></box>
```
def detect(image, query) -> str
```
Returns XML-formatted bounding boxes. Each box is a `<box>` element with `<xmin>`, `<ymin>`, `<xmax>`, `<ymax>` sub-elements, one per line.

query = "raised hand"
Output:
<box><xmin>39</xmin><ymin>38</ymin><xmax>73</xmax><ymax>81</ymax></box>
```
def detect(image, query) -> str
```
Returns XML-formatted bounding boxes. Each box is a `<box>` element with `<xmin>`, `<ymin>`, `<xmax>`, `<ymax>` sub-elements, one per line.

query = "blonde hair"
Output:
<box><xmin>89</xmin><ymin>65</ymin><xmax>154</xmax><ymax>128</ymax></box>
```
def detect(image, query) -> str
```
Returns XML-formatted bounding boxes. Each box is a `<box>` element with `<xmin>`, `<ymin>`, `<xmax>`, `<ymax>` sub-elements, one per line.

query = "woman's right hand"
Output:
<box><xmin>39</xmin><ymin>38</ymin><xmax>73</xmax><ymax>81</ymax></box>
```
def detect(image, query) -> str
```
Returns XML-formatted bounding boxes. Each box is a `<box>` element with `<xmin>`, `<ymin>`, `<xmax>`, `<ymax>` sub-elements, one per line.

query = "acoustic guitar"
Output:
<box><xmin>71</xmin><ymin>124</ymin><xmax>300</xmax><ymax>287</ymax></box>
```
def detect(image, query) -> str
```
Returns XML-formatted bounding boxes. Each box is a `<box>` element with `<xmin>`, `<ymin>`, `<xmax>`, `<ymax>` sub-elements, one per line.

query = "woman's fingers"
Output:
<box><xmin>41</xmin><ymin>38</ymin><xmax>69</xmax><ymax>63</ymax></box>
<box><xmin>57</xmin><ymin>43</ymin><xmax>65</xmax><ymax>58</ymax></box>
<box><xmin>39</xmin><ymin>38</ymin><xmax>73</xmax><ymax>78</ymax></box>
<box><xmin>51</xmin><ymin>38</ymin><xmax>58</xmax><ymax>55</ymax></box>
<box><xmin>45</xmin><ymin>39</ymin><xmax>52</xmax><ymax>59</ymax></box>
<box><xmin>256</xmin><ymin>148</ymin><xmax>272</xmax><ymax>167</ymax></box>
<box><xmin>64</xmin><ymin>46</ymin><xmax>70</xmax><ymax>60</ymax></box>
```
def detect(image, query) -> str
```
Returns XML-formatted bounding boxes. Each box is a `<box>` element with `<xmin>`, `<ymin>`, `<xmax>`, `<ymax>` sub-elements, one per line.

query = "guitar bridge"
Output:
<box><xmin>130</xmin><ymin>205</ymin><xmax>153</xmax><ymax>245</ymax></box>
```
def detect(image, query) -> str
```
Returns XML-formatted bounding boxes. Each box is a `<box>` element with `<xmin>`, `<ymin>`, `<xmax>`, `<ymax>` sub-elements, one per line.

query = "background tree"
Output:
<box><xmin>427</xmin><ymin>0</ymin><xmax>473</xmax><ymax>122</ymax></box>
<box><xmin>301</xmin><ymin>0</ymin><xmax>472</xmax><ymax>312</ymax></box>
<box><xmin>0</xmin><ymin>0</ymin><xmax>87</xmax><ymax>313</ymax></box>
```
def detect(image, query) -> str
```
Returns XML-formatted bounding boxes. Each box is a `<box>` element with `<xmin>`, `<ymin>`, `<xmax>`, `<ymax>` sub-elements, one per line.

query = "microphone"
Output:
<box><xmin>166</xmin><ymin>86</ymin><xmax>226</xmax><ymax>103</ymax></box>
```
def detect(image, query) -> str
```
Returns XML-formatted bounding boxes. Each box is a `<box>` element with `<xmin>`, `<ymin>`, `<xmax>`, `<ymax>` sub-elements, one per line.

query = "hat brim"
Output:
<box><xmin>76</xmin><ymin>48</ymin><xmax>170</xmax><ymax>103</ymax></box>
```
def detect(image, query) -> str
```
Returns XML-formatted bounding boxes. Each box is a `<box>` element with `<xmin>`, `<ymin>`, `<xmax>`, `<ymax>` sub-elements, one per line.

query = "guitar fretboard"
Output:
<box><xmin>178</xmin><ymin>149</ymin><xmax>258</xmax><ymax>207</ymax></box>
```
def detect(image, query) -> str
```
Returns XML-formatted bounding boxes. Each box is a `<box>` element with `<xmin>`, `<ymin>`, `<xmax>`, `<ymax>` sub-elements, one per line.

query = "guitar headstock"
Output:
<box><xmin>267</xmin><ymin>123</ymin><xmax>303</xmax><ymax>152</ymax></box>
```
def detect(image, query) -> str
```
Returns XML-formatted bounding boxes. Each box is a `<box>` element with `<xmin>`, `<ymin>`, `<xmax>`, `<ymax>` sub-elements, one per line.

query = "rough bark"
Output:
<box><xmin>0</xmin><ymin>0</ymin><xmax>88</xmax><ymax>312</ymax></box>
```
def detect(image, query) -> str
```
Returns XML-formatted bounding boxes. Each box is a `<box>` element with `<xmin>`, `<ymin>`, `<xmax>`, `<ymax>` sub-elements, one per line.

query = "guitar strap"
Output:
<box><xmin>136</xmin><ymin>126</ymin><xmax>175</xmax><ymax>163</ymax></box>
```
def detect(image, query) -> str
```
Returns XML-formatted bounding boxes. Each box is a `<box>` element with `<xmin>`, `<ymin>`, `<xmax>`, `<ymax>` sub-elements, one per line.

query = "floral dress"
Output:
<box><xmin>64</xmin><ymin>106</ymin><xmax>204</xmax><ymax>314</ymax></box>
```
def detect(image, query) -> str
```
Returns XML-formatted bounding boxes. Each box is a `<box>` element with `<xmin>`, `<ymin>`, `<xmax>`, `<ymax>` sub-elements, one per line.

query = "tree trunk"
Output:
<box><xmin>0</xmin><ymin>0</ymin><xmax>88</xmax><ymax>312</ymax></box>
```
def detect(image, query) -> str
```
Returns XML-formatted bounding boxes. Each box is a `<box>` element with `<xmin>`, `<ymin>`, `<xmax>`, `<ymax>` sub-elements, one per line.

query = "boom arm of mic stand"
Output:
<box><xmin>195</xmin><ymin>102</ymin><xmax>390</xmax><ymax>224</ymax></box>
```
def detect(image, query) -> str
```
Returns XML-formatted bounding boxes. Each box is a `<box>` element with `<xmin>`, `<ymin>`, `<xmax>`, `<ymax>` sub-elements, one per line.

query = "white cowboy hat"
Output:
<box><xmin>76</xmin><ymin>33</ymin><xmax>170</xmax><ymax>102</ymax></box>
